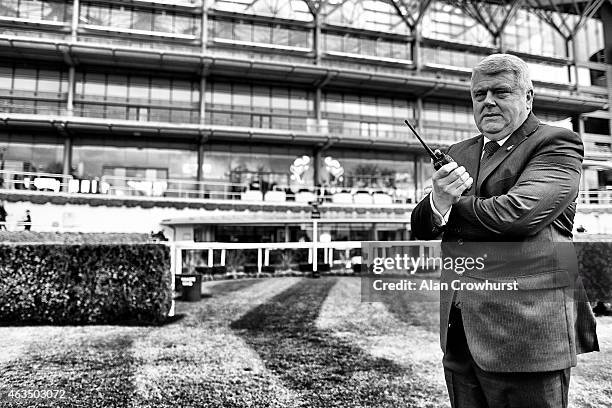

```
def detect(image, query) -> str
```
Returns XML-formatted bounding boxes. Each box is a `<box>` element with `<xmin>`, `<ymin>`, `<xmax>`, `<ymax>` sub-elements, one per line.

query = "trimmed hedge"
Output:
<box><xmin>0</xmin><ymin>231</ymin><xmax>150</xmax><ymax>244</ymax></box>
<box><xmin>0</xmin><ymin>244</ymin><xmax>171</xmax><ymax>325</ymax></box>
<box><xmin>576</xmin><ymin>241</ymin><xmax>612</xmax><ymax>302</ymax></box>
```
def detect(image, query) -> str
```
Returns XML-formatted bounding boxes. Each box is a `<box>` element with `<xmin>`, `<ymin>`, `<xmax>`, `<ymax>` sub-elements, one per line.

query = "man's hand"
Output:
<box><xmin>431</xmin><ymin>162</ymin><xmax>473</xmax><ymax>215</ymax></box>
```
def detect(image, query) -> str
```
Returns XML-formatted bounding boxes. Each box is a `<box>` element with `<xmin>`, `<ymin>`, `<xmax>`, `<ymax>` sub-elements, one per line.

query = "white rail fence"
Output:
<box><xmin>168</xmin><ymin>240</ymin><xmax>442</xmax><ymax>276</ymax></box>
<box><xmin>167</xmin><ymin>239</ymin><xmax>441</xmax><ymax>315</ymax></box>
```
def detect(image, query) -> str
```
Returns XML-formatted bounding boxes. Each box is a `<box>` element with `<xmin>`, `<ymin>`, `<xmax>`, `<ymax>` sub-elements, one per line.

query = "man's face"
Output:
<box><xmin>471</xmin><ymin>71</ymin><xmax>533</xmax><ymax>141</ymax></box>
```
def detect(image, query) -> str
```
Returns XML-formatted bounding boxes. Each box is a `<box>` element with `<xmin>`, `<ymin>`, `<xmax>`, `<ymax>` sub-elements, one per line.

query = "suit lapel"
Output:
<box><xmin>476</xmin><ymin>113</ymin><xmax>540</xmax><ymax>195</ymax></box>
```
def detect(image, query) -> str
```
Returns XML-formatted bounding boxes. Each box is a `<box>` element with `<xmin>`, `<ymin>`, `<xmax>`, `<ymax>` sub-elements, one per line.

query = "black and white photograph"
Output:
<box><xmin>0</xmin><ymin>0</ymin><xmax>611</xmax><ymax>407</ymax></box>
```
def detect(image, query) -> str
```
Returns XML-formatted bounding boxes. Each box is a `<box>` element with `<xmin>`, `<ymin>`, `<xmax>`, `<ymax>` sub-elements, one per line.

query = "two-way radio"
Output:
<box><xmin>404</xmin><ymin>120</ymin><xmax>454</xmax><ymax>170</ymax></box>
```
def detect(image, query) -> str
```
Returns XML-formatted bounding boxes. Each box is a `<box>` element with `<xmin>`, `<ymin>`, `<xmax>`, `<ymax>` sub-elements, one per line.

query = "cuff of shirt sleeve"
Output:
<box><xmin>429</xmin><ymin>194</ymin><xmax>452</xmax><ymax>226</ymax></box>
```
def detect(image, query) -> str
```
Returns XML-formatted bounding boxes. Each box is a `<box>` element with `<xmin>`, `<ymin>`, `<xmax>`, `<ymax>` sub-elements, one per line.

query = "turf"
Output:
<box><xmin>0</xmin><ymin>277</ymin><xmax>610</xmax><ymax>407</ymax></box>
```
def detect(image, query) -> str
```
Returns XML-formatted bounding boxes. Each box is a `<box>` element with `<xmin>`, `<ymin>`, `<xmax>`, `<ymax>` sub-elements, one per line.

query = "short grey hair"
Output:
<box><xmin>471</xmin><ymin>54</ymin><xmax>533</xmax><ymax>92</ymax></box>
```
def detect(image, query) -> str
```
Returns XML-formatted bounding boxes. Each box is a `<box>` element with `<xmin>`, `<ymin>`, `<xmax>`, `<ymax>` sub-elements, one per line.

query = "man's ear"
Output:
<box><xmin>526</xmin><ymin>89</ymin><xmax>534</xmax><ymax>112</ymax></box>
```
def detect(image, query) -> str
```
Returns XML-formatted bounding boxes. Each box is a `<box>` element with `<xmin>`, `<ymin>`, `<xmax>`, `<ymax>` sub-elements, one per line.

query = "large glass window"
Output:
<box><xmin>323</xmin><ymin>32</ymin><xmax>411</xmax><ymax>60</ymax></box>
<box><xmin>573</xmin><ymin>18</ymin><xmax>604</xmax><ymax>63</ymax></box>
<box><xmin>321</xmin><ymin>149</ymin><xmax>417</xmax><ymax>201</ymax></box>
<box><xmin>422</xmin><ymin>2</ymin><xmax>492</xmax><ymax>46</ymax></box>
<box><xmin>502</xmin><ymin>9</ymin><xmax>566</xmax><ymax>58</ymax></box>
<box><xmin>211</xmin><ymin>18</ymin><xmax>311</xmax><ymax>49</ymax></box>
<box><xmin>323</xmin><ymin>0</ymin><xmax>409</xmax><ymax>35</ymax></box>
<box><xmin>0</xmin><ymin>134</ymin><xmax>64</xmax><ymax>176</ymax></box>
<box><xmin>0</xmin><ymin>0</ymin><xmax>71</xmax><ymax>22</ymax></box>
<box><xmin>422</xmin><ymin>101</ymin><xmax>478</xmax><ymax>143</ymax></box>
<box><xmin>422</xmin><ymin>46</ymin><xmax>485</xmax><ymax>69</ymax></box>
<box><xmin>322</xmin><ymin>93</ymin><xmax>414</xmax><ymax>141</ymax></box>
<box><xmin>75</xmin><ymin>72</ymin><xmax>199</xmax><ymax>123</ymax></box>
<box><xmin>210</xmin><ymin>0</ymin><xmax>312</xmax><ymax>22</ymax></box>
<box><xmin>203</xmin><ymin>145</ymin><xmax>314</xmax><ymax>190</ymax></box>
<box><xmin>80</xmin><ymin>3</ymin><xmax>199</xmax><ymax>36</ymax></box>
<box><xmin>72</xmin><ymin>143</ymin><xmax>197</xmax><ymax>181</ymax></box>
<box><xmin>206</xmin><ymin>82</ymin><xmax>314</xmax><ymax>131</ymax></box>
<box><xmin>0</xmin><ymin>65</ymin><xmax>68</xmax><ymax>114</ymax></box>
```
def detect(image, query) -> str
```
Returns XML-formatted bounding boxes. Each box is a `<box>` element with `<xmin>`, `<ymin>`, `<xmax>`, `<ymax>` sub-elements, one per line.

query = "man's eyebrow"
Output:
<box><xmin>472</xmin><ymin>85</ymin><xmax>513</xmax><ymax>93</ymax></box>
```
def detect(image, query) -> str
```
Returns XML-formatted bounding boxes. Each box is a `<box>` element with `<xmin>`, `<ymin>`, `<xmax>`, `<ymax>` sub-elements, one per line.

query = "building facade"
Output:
<box><xmin>0</xmin><ymin>0</ymin><xmax>611</xmax><ymax>238</ymax></box>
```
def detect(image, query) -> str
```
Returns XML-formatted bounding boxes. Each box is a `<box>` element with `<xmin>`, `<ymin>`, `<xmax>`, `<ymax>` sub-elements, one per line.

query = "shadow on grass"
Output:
<box><xmin>0</xmin><ymin>333</ymin><xmax>137</xmax><ymax>407</ymax></box>
<box><xmin>381</xmin><ymin>278</ymin><xmax>440</xmax><ymax>334</ymax></box>
<box><xmin>230</xmin><ymin>277</ymin><xmax>416</xmax><ymax>407</ymax></box>
<box><xmin>207</xmin><ymin>279</ymin><xmax>262</xmax><ymax>296</ymax></box>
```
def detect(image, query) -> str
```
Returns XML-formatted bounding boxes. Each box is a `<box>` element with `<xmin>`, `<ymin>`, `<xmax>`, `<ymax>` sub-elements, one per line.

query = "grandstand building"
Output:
<box><xmin>0</xmin><ymin>0</ymin><xmax>611</xmax><ymax>239</ymax></box>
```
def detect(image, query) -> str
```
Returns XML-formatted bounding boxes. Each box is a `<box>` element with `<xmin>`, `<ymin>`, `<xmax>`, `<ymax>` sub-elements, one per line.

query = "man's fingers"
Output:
<box><xmin>438</xmin><ymin>166</ymin><xmax>469</xmax><ymax>186</ymax></box>
<box><xmin>433</xmin><ymin>162</ymin><xmax>458</xmax><ymax>179</ymax></box>
<box><xmin>445</xmin><ymin>175</ymin><xmax>473</xmax><ymax>194</ymax></box>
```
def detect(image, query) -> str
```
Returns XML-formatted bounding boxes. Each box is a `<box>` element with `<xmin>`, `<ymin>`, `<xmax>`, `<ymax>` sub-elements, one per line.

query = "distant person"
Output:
<box><xmin>151</xmin><ymin>230</ymin><xmax>168</xmax><ymax>241</ymax></box>
<box><xmin>22</xmin><ymin>209</ymin><xmax>31</xmax><ymax>231</ymax></box>
<box><xmin>0</xmin><ymin>201</ymin><xmax>7</xmax><ymax>230</ymax></box>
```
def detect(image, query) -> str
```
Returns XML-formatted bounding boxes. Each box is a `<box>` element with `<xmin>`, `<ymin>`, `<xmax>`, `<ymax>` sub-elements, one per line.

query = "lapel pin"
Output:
<box><xmin>506</xmin><ymin>145</ymin><xmax>514</xmax><ymax>151</ymax></box>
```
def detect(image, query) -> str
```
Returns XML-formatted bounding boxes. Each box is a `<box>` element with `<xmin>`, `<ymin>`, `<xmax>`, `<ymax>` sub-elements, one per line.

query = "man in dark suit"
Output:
<box><xmin>411</xmin><ymin>54</ymin><xmax>599</xmax><ymax>407</ymax></box>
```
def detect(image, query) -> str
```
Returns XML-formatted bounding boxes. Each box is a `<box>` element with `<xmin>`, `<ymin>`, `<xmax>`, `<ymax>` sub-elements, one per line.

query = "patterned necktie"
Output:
<box><xmin>482</xmin><ymin>140</ymin><xmax>500</xmax><ymax>162</ymax></box>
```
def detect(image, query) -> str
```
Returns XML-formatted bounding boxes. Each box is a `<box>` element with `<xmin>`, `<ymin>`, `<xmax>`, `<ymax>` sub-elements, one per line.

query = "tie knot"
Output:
<box><xmin>483</xmin><ymin>141</ymin><xmax>500</xmax><ymax>159</ymax></box>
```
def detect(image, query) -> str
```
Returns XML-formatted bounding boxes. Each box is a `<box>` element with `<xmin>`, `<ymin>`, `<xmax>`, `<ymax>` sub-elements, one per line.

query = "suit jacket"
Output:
<box><xmin>411</xmin><ymin>113</ymin><xmax>599</xmax><ymax>372</ymax></box>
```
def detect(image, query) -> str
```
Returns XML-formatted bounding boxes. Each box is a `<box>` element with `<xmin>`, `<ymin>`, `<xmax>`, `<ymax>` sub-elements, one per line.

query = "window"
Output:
<box><xmin>106</xmin><ymin>75</ymin><xmax>128</xmax><ymax>101</ymax></box>
<box><xmin>325</xmin><ymin>33</ymin><xmax>342</xmax><ymax>52</ymax></box>
<box><xmin>37</xmin><ymin>70</ymin><xmax>61</xmax><ymax>94</ymax></box>
<box><xmin>0</xmin><ymin>0</ymin><xmax>19</xmax><ymax>18</ymax></box>
<box><xmin>81</xmin><ymin>3</ymin><xmax>196</xmax><ymax>35</ymax></box>
<box><xmin>82</xmin><ymin>4</ymin><xmax>111</xmax><ymax>26</ymax></box>
<box><xmin>110</xmin><ymin>6</ymin><xmax>132</xmax><ymax>29</ymax></box>
<box><xmin>151</xmin><ymin>78</ymin><xmax>171</xmax><ymax>102</ymax></box>
<box><xmin>133</xmin><ymin>9</ymin><xmax>154</xmax><ymax>31</ymax></box>
<box><xmin>129</xmin><ymin>77</ymin><xmax>150</xmax><ymax>101</ymax></box>
<box><xmin>171</xmin><ymin>80</ymin><xmax>194</xmax><ymax>103</ymax></box>
<box><xmin>20</xmin><ymin>0</ymin><xmax>43</xmax><ymax>20</ymax></box>
<box><xmin>214</xmin><ymin>19</ymin><xmax>233</xmax><ymax>39</ymax></box>
<box><xmin>272</xmin><ymin>25</ymin><xmax>289</xmax><ymax>46</ymax></box>
<box><xmin>234</xmin><ymin>21</ymin><xmax>252</xmax><ymax>41</ymax></box>
<box><xmin>253</xmin><ymin>24</ymin><xmax>271</xmax><ymax>44</ymax></box>
<box><xmin>289</xmin><ymin>29</ymin><xmax>309</xmax><ymax>48</ymax></box>
<box><xmin>13</xmin><ymin>69</ymin><xmax>37</xmax><ymax>92</ymax></box>
<box><xmin>0</xmin><ymin>67</ymin><xmax>13</xmax><ymax>89</ymax></box>
<box><xmin>174</xmin><ymin>15</ymin><xmax>196</xmax><ymax>35</ymax></box>
<box><xmin>153</xmin><ymin>11</ymin><xmax>173</xmax><ymax>33</ymax></box>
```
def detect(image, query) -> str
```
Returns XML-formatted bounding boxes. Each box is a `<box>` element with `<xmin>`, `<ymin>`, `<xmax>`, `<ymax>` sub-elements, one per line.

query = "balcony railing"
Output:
<box><xmin>2</xmin><ymin>170</ymin><xmax>611</xmax><ymax>207</ymax></box>
<box><xmin>578</xmin><ymin>190</ymin><xmax>612</xmax><ymax>205</ymax></box>
<box><xmin>0</xmin><ymin>169</ymin><xmax>420</xmax><ymax>205</ymax></box>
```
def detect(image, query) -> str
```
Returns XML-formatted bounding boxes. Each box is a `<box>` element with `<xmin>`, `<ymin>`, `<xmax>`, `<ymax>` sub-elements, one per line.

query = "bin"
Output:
<box><xmin>179</xmin><ymin>274</ymin><xmax>202</xmax><ymax>301</ymax></box>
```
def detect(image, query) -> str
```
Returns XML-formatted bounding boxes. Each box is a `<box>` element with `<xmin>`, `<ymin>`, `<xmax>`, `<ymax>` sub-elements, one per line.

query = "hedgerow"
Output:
<box><xmin>0</xmin><ymin>244</ymin><xmax>171</xmax><ymax>324</ymax></box>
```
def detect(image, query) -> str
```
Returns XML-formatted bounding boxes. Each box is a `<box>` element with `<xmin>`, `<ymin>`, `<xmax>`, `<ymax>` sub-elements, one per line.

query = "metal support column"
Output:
<box><xmin>66</xmin><ymin>67</ymin><xmax>75</xmax><ymax>116</ymax></box>
<box><xmin>71</xmin><ymin>0</ymin><xmax>79</xmax><ymax>41</ymax></box>
<box><xmin>201</xmin><ymin>2</ymin><xmax>208</xmax><ymax>51</ymax></box>
<box><xmin>313</xmin><ymin>13</ymin><xmax>321</xmax><ymax>65</ymax></box>
<box><xmin>62</xmin><ymin>135</ymin><xmax>72</xmax><ymax>191</ymax></box>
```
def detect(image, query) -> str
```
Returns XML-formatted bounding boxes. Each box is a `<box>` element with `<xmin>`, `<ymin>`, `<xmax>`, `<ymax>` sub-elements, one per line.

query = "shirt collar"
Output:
<box><xmin>483</xmin><ymin>134</ymin><xmax>511</xmax><ymax>148</ymax></box>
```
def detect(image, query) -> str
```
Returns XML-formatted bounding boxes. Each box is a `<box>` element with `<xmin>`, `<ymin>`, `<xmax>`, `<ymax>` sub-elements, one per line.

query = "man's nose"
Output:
<box><xmin>483</xmin><ymin>91</ymin><xmax>496</xmax><ymax>106</ymax></box>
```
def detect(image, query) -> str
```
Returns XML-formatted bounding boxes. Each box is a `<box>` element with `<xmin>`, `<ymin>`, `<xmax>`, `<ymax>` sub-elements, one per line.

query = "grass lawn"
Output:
<box><xmin>0</xmin><ymin>277</ymin><xmax>610</xmax><ymax>407</ymax></box>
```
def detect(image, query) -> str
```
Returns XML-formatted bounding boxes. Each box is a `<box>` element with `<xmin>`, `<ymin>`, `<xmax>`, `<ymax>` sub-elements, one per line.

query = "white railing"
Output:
<box><xmin>168</xmin><ymin>240</ymin><xmax>441</xmax><ymax>276</ymax></box>
<box><xmin>0</xmin><ymin>169</ymin><xmax>421</xmax><ymax>204</ymax></box>
<box><xmin>578</xmin><ymin>190</ymin><xmax>612</xmax><ymax>205</ymax></box>
<box><xmin>166</xmin><ymin>239</ymin><xmax>440</xmax><ymax>316</ymax></box>
<box><xmin>2</xmin><ymin>169</ymin><xmax>612</xmax><ymax>207</ymax></box>
<box><xmin>0</xmin><ymin>170</ymin><xmax>73</xmax><ymax>193</ymax></box>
